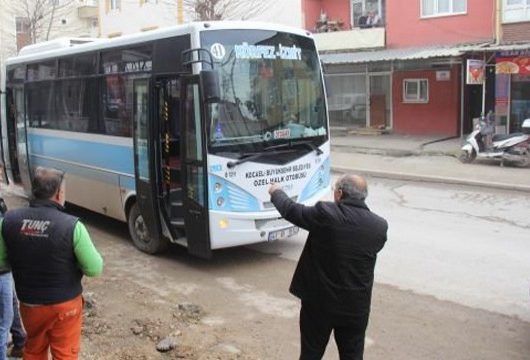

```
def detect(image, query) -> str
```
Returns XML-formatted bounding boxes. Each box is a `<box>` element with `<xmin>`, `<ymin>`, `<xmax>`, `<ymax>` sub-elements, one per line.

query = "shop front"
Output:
<box><xmin>324</xmin><ymin>62</ymin><xmax>392</xmax><ymax>131</ymax></box>
<box><xmin>495</xmin><ymin>49</ymin><xmax>530</xmax><ymax>133</ymax></box>
<box><xmin>321</xmin><ymin>46</ymin><xmax>474</xmax><ymax>136</ymax></box>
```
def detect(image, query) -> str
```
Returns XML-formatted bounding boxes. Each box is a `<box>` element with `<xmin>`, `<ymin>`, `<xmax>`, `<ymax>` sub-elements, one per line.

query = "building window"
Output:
<box><xmin>403</xmin><ymin>79</ymin><xmax>429</xmax><ymax>103</ymax></box>
<box><xmin>15</xmin><ymin>17</ymin><xmax>30</xmax><ymax>34</ymax></box>
<box><xmin>421</xmin><ymin>0</ymin><xmax>467</xmax><ymax>17</ymax></box>
<box><xmin>351</xmin><ymin>0</ymin><xmax>385</xmax><ymax>28</ymax></box>
<box><xmin>326</xmin><ymin>73</ymin><xmax>367</xmax><ymax>127</ymax></box>
<box><xmin>110</xmin><ymin>0</ymin><xmax>121</xmax><ymax>10</ymax></box>
<box><xmin>503</xmin><ymin>0</ymin><xmax>530</xmax><ymax>23</ymax></box>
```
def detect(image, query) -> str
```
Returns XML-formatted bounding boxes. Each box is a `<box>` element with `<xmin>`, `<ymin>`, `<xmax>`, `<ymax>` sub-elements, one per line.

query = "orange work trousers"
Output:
<box><xmin>19</xmin><ymin>295</ymin><xmax>83</xmax><ymax>360</ymax></box>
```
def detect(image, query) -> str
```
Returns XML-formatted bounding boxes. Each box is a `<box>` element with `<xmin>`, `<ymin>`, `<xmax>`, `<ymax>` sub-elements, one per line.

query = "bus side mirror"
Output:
<box><xmin>200</xmin><ymin>69</ymin><xmax>220</xmax><ymax>103</ymax></box>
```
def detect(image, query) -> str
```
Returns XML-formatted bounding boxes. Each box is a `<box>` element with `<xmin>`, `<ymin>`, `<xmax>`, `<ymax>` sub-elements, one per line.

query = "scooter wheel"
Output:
<box><xmin>516</xmin><ymin>151</ymin><xmax>530</xmax><ymax>168</ymax></box>
<box><xmin>458</xmin><ymin>149</ymin><xmax>476</xmax><ymax>163</ymax></box>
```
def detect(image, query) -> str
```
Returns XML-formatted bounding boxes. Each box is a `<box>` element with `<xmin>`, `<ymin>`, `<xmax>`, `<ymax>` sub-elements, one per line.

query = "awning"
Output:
<box><xmin>320</xmin><ymin>44</ymin><xmax>488</xmax><ymax>65</ymax></box>
<box><xmin>466</xmin><ymin>43</ymin><xmax>530</xmax><ymax>53</ymax></box>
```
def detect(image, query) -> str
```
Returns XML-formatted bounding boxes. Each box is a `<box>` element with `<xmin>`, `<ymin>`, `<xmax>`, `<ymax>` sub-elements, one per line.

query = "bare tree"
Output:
<box><xmin>8</xmin><ymin>0</ymin><xmax>75</xmax><ymax>44</ymax></box>
<box><xmin>183</xmin><ymin>0</ymin><xmax>267</xmax><ymax>21</ymax></box>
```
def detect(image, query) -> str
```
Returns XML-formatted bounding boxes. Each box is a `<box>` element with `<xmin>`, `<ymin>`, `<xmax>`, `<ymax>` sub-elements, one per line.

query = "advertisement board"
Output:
<box><xmin>466</xmin><ymin>59</ymin><xmax>484</xmax><ymax>84</ymax></box>
<box><xmin>496</xmin><ymin>51</ymin><xmax>530</xmax><ymax>75</ymax></box>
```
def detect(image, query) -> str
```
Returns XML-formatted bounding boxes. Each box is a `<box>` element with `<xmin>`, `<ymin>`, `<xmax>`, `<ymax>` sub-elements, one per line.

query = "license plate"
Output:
<box><xmin>268</xmin><ymin>226</ymin><xmax>299</xmax><ymax>241</ymax></box>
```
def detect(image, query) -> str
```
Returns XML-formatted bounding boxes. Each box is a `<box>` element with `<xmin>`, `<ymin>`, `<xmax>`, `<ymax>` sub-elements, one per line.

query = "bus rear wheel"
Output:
<box><xmin>127</xmin><ymin>203</ymin><xmax>168</xmax><ymax>254</ymax></box>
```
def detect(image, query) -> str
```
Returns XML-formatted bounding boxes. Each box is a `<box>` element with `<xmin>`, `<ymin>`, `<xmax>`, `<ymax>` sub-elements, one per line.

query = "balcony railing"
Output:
<box><xmin>78</xmin><ymin>0</ymin><xmax>97</xmax><ymax>19</ymax></box>
<box><xmin>313</xmin><ymin>27</ymin><xmax>385</xmax><ymax>52</ymax></box>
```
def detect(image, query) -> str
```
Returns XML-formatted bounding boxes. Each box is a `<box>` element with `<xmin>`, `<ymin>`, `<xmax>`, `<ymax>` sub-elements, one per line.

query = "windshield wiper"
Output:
<box><xmin>225</xmin><ymin>140</ymin><xmax>323</xmax><ymax>169</ymax></box>
<box><xmin>226</xmin><ymin>149</ymin><xmax>294</xmax><ymax>169</ymax></box>
<box><xmin>292</xmin><ymin>140</ymin><xmax>323</xmax><ymax>155</ymax></box>
<box><xmin>263</xmin><ymin>140</ymin><xmax>323</xmax><ymax>155</ymax></box>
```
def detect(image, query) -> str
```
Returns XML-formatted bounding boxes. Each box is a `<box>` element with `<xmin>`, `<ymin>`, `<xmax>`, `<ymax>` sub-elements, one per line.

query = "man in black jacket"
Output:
<box><xmin>269</xmin><ymin>174</ymin><xmax>388</xmax><ymax>360</ymax></box>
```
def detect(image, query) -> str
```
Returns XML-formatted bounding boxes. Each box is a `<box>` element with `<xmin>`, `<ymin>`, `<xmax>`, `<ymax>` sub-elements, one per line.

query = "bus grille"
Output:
<box><xmin>262</xmin><ymin>196</ymin><xmax>298</xmax><ymax>209</ymax></box>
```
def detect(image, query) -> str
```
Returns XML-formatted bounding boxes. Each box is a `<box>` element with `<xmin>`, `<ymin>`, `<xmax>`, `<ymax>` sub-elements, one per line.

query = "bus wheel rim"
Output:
<box><xmin>134</xmin><ymin>215</ymin><xmax>150</xmax><ymax>244</ymax></box>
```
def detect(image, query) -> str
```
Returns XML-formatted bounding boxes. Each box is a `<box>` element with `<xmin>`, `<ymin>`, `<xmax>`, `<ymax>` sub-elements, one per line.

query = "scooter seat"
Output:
<box><xmin>492</xmin><ymin>133</ymin><xmax>525</xmax><ymax>142</ymax></box>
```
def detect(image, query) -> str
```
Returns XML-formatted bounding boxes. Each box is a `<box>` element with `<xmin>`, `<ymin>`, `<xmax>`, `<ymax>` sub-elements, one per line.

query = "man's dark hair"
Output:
<box><xmin>32</xmin><ymin>167</ymin><xmax>65</xmax><ymax>200</ymax></box>
<box><xmin>336</xmin><ymin>175</ymin><xmax>368</xmax><ymax>201</ymax></box>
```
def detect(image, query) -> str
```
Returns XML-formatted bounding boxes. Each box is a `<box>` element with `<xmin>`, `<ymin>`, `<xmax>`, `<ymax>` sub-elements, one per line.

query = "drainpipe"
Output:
<box><xmin>177</xmin><ymin>0</ymin><xmax>184</xmax><ymax>24</ymax></box>
<box><xmin>460</xmin><ymin>62</ymin><xmax>464</xmax><ymax>138</ymax></box>
<box><xmin>482</xmin><ymin>52</ymin><xmax>486</xmax><ymax>116</ymax></box>
<box><xmin>495</xmin><ymin>0</ymin><xmax>502</xmax><ymax>45</ymax></box>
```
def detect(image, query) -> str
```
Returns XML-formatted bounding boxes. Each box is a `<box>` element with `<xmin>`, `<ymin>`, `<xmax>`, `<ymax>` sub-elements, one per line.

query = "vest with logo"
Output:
<box><xmin>2</xmin><ymin>199</ymin><xmax>82</xmax><ymax>305</ymax></box>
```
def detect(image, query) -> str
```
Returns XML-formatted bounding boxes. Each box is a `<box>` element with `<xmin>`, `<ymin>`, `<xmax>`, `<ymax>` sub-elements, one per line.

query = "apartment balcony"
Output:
<box><xmin>313</xmin><ymin>27</ymin><xmax>385</xmax><ymax>52</ymax></box>
<box><xmin>78</xmin><ymin>0</ymin><xmax>97</xmax><ymax>19</ymax></box>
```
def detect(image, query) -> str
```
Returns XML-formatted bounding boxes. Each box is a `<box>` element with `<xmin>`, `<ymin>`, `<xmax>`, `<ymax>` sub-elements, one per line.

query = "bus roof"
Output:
<box><xmin>18</xmin><ymin>38</ymin><xmax>102</xmax><ymax>57</ymax></box>
<box><xmin>6</xmin><ymin>21</ymin><xmax>313</xmax><ymax>66</ymax></box>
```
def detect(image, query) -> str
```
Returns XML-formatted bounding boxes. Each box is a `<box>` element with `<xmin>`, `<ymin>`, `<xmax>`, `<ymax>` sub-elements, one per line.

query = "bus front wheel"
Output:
<box><xmin>127</xmin><ymin>203</ymin><xmax>168</xmax><ymax>254</ymax></box>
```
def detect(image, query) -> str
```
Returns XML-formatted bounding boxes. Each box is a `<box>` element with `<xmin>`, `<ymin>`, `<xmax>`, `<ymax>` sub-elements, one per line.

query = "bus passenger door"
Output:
<box><xmin>155</xmin><ymin>77</ymin><xmax>183</xmax><ymax>238</ymax></box>
<box><xmin>181</xmin><ymin>76</ymin><xmax>211</xmax><ymax>259</ymax></box>
<box><xmin>14</xmin><ymin>87</ymin><xmax>31</xmax><ymax>192</ymax></box>
<box><xmin>132</xmin><ymin>78</ymin><xmax>164</xmax><ymax>252</ymax></box>
<box><xmin>1</xmin><ymin>89</ymin><xmax>18</xmax><ymax>183</ymax></box>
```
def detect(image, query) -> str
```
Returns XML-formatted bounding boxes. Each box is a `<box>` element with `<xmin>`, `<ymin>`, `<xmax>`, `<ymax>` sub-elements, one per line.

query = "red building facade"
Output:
<box><xmin>386</xmin><ymin>0</ymin><xmax>495</xmax><ymax>48</ymax></box>
<box><xmin>386</xmin><ymin>0</ymin><xmax>494</xmax><ymax>136</ymax></box>
<box><xmin>308</xmin><ymin>0</ymin><xmax>530</xmax><ymax>136</ymax></box>
<box><xmin>392</xmin><ymin>66</ymin><xmax>461</xmax><ymax>135</ymax></box>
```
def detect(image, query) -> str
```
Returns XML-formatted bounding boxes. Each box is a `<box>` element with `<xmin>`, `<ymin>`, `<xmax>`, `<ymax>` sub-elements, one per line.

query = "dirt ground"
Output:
<box><xmin>3</xmin><ymin>192</ymin><xmax>530</xmax><ymax>360</ymax></box>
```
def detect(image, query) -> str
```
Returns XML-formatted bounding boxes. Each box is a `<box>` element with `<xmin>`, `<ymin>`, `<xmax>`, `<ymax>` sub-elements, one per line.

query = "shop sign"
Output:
<box><xmin>495</xmin><ymin>73</ymin><xmax>510</xmax><ymax>115</ymax></box>
<box><xmin>466</xmin><ymin>59</ymin><xmax>484</xmax><ymax>84</ymax></box>
<box><xmin>496</xmin><ymin>55</ymin><xmax>530</xmax><ymax>75</ymax></box>
<box><xmin>436</xmin><ymin>70</ymin><xmax>450</xmax><ymax>81</ymax></box>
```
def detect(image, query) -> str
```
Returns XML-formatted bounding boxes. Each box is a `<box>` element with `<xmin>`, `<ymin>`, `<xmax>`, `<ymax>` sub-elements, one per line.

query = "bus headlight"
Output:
<box><xmin>216</xmin><ymin>197</ymin><xmax>225</xmax><ymax>207</ymax></box>
<box><xmin>219</xmin><ymin>218</ymin><xmax>229</xmax><ymax>229</ymax></box>
<box><xmin>214</xmin><ymin>182</ymin><xmax>222</xmax><ymax>193</ymax></box>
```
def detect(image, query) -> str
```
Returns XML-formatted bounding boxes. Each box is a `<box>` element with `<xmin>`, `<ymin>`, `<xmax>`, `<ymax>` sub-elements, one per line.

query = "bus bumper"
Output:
<box><xmin>208</xmin><ymin>185</ymin><xmax>331</xmax><ymax>249</ymax></box>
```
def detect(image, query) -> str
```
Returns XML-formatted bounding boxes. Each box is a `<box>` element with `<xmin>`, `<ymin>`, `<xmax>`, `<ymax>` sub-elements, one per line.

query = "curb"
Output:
<box><xmin>331</xmin><ymin>144</ymin><xmax>458</xmax><ymax>158</ymax></box>
<box><xmin>331</xmin><ymin>144</ymin><xmax>419</xmax><ymax>157</ymax></box>
<box><xmin>331</xmin><ymin>166</ymin><xmax>530</xmax><ymax>193</ymax></box>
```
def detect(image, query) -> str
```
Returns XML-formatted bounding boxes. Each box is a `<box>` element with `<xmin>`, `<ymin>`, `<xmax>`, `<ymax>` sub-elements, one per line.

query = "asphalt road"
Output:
<box><xmin>250</xmin><ymin>176</ymin><xmax>530</xmax><ymax>323</ymax></box>
<box><xmin>2</xmin><ymin>178</ymin><xmax>529</xmax><ymax>359</ymax></box>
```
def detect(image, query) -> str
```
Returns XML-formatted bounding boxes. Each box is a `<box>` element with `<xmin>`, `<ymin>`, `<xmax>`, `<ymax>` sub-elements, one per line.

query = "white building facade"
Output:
<box><xmin>98</xmin><ymin>0</ymin><xmax>304</xmax><ymax>38</ymax></box>
<box><xmin>0</xmin><ymin>0</ymin><xmax>18</xmax><ymax>85</ymax></box>
<box><xmin>0</xmin><ymin>0</ymin><xmax>99</xmax><ymax>74</ymax></box>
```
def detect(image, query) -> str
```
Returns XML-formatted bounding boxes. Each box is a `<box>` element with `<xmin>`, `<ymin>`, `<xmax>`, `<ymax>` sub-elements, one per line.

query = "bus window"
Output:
<box><xmin>184</xmin><ymin>83</ymin><xmax>204</xmax><ymax>207</ymax></box>
<box><xmin>27</xmin><ymin>82</ymin><xmax>56</xmax><ymax>129</ymax></box>
<box><xmin>56</xmin><ymin>79</ymin><xmax>99</xmax><ymax>133</ymax></box>
<box><xmin>27</xmin><ymin>61</ymin><xmax>56</xmax><ymax>81</ymax></box>
<box><xmin>185</xmin><ymin>84</ymin><xmax>203</xmax><ymax>162</ymax></box>
<box><xmin>7</xmin><ymin>66</ymin><xmax>25</xmax><ymax>82</ymax></box>
<box><xmin>59</xmin><ymin>54</ymin><xmax>97</xmax><ymax>77</ymax></box>
<box><xmin>102</xmin><ymin>46</ymin><xmax>152</xmax><ymax>74</ymax></box>
<box><xmin>102</xmin><ymin>75</ymin><xmax>132</xmax><ymax>137</ymax></box>
<box><xmin>134</xmin><ymin>79</ymin><xmax>150</xmax><ymax>181</ymax></box>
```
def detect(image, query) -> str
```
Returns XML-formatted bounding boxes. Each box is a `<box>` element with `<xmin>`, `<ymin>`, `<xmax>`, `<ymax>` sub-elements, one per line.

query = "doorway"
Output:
<box><xmin>465</xmin><ymin>85</ymin><xmax>483</xmax><ymax>134</ymax></box>
<box><xmin>509</xmin><ymin>74</ymin><xmax>530</xmax><ymax>133</ymax></box>
<box><xmin>155</xmin><ymin>77</ymin><xmax>184</xmax><ymax>233</ymax></box>
<box><xmin>368</xmin><ymin>74</ymin><xmax>391</xmax><ymax>128</ymax></box>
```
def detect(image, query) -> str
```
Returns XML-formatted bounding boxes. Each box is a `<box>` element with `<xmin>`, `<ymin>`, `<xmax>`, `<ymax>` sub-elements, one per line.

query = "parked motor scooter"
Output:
<box><xmin>459</xmin><ymin>118</ymin><xmax>530</xmax><ymax>167</ymax></box>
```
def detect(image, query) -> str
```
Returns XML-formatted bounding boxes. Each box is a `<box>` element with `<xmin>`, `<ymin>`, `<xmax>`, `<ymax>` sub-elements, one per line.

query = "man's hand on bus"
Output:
<box><xmin>268</xmin><ymin>183</ymin><xmax>283</xmax><ymax>195</ymax></box>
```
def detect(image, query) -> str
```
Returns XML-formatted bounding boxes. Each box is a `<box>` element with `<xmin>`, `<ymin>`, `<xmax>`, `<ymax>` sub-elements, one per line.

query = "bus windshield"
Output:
<box><xmin>200</xmin><ymin>30</ymin><xmax>327</xmax><ymax>153</ymax></box>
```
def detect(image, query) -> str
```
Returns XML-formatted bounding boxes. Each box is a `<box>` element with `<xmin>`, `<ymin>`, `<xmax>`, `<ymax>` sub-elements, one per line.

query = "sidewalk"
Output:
<box><xmin>330</xmin><ymin>134</ymin><xmax>530</xmax><ymax>192</ymax></box>
<box><xmin>331</xmin><ymin>133</ymin><xmax>462</xmax><ymax>157</ymax></box>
